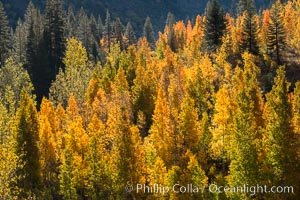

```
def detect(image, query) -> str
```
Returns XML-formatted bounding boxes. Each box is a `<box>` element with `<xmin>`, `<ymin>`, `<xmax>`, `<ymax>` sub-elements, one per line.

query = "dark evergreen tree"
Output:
<box><xmin>239</xmin><ymin>0</ymin><xmax>259</xmax><ymax>55</ymax></box>
<box><xmin>114</xmin><ymin>18</ymin><xmax>124</xmax><ymax>49</ymax></box>
<box><xmin>44</xmin><ymin>0</ymin><xmax>66</xmax><ymax>74</ymax></box>
<box><xmin>97</xmin><ymin>15</ymin><xmax>104</xmax><ymax>39</ymax></box>
<box><xmin>90</xmin><ymin>14</ymin><xmax>99</xmax><ymax>41</ymax></box>
<box><xmin>76</xmin><ymin>7</ymin><xmax>92</xmax><ymax>53</ymax></box>
<box><xmin>24</xmin><ymin>1</ymin><xmax>47</xmax><ymax>105</ymax></box>
<box><xmin>204</xmin><ymin>0</ymin><xmax>226</xmax><ymax>52</ymax></box>
<box><xmin>0</xmin><ymin>2</ymin><xmax>11</xmax><ymax>66</ymax></box>
<box><xmin>12</xmin><ymin>19</ymin><xmax>27</xmax><ymax>64</ymax></box>
<box><xmin>143</xmin><ymin>16</ymin><xmax>155</xmax><ymax>49</ymax></box>
<box><xmin>90</xmin><ymin>14</ymin><xmax>102</xmax><ymax>63</ymax></box>
<box><xmin>165</xmin><ymin>12</ymin><xmax>176</xmax><ymax>51</ymax></box>
<box><xmin>103</xmin><ymin>9</ymin><xmax>113</xmax><ymax>51</ymax></box>
<box><xmin>32</xmin><ymin>0</ymin><xmax>66</xmax><ymax>104</ymax></box>
<box><xmin>124</xmin><ymin>22</ymin><xmax>137</xmax><ymax>47</ymax></box>
<box><xmin>267</xmin><ymin>0</ymin><xmax>285</xmax><ymax>64</ymax></box>
<box><xmin>66</xmin><ymin>6</ymin><xmax>76</xmax><ymax>38</ymax></box>
<box><xmin>237</xmin><ymin>0</ymin><xmax>256</xmax><ymax>16</ymax></box>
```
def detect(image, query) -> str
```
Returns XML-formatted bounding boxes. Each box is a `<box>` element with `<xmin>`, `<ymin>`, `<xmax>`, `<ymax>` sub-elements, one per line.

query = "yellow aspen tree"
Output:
<box><xmin>260</xmin><ymin>9</ymin><xmax>270</xmax><ymax>54</ymax></box>
<box><xmin>14</xmin><ymin>90</ymin><xmax>41</xmax><ymax>198</ymax></box>
<box><xmin>85</xmin><ymin>114</ymin><xmax>109</xmax><ymax>199</ymax></box>
<box><xmin>59</xmin><ymin>95</ymin><xmax>89</xmax><ymax>199</ymax></box>
<box><xmin>293</xmin><ymin>81</ymin><xmax>300</xmax><ymax>135</ymax></box>
<box><xmin>173</xmin><ymin>21</ymin><xmax>187</xmax><ymax>52</ymax></box>
<box><xmin>38</xmin><ymin>98</ymin><xmax>60</xmax><ymax>198</ymax></box>
<box><xmin>226</xmin><ymin>52</ymin><xmax>264</xmax><ymax>199</ymax></box>
<box><xmin>263</xmin><ymin>67</ymin><xmax>299</xmax><ymax>199</ymax></box>
<box><xmin>0</xmin><ymin>102</ymin><xmax>21</xmax><ymax>199</ymax></box>
<box><xmin>148</xmin><ymin>88</ymin><xmax>175</xmax><ymax>167</ymax></box>
<box><xmin>49</xmin><ymin>38</ymin><xmax>94</xmax><ymax>107</ymax></box>
<box><xmin>284</xmin><ymin>1</ymin><xmax>296</xmax><ymax>44</ymax></box>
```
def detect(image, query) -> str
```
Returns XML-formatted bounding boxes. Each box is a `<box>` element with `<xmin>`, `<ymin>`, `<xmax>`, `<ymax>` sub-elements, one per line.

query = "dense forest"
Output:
<box><xmin>0</xmin><ymin>0</ymin><xmax>299</xmax><ymax>199</ymax></box>
<box><xmin>2</xmin><ymin>0</ymin><xmax>274</xmax><ymax>34</ymax></box>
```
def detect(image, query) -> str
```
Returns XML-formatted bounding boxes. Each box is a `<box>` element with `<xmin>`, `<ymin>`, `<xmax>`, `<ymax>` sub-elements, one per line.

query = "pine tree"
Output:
<box><xmin>204</xmin><ymin>0</ymin><xmax>226</xmax><ymax>52</ymax></box>
<box><xmin>0</xmin><ymin>2</ymin><xmax>11</xmax><ymax>65</ymax></box>
<box><xmin>239</xmin><ymin>0</ymin><xmax>260</xmax><ymax>55</ymax></box>
<box><xmin>114</xmin><ymin>18</ymin><xmax>124</xmax><ymax>49</ymax></box>
<box><xmin>267</xmin><ymin>0</ymin><xmax>286</xmax><ymax>64</ymax></box>
<box><xmin>124</xmin><ymin>22</ymin><xmax>137</xmax><ymax>47</ymax></box>
<box><xmin>76</xmin><ymin>8</ymin><xmax>93</xmax><ymax>56</ymax></box>
<box><xmin>65</xmin><ymin>6</ymin><xmax>76</xmax><ymax>38</ymax></box>
<box><xmin>237</xmin><ymin>0</ymin><xmax>256</xmax><ymax>16</ymax></box>
<box><xmin>12</xmin><ymin>19</ymin><xmax>27</xmax><ymax>64</ymax></box>
<box><xmin>143</xmin><ymin>16</ymin><xmax>155</xmax><ymax>49</ymax></box>
<box><xmin>165</xmin><ymin>12</ymin><xmax>176</xmax><ymax>51</ymax></box>
<box><xmin>103</xmin><ymin>9</ymin><xmax>113</xmax><ymax>51</ymax></box>
<box><xmin>44</xmin><ymin>0</ymin><xmax>66</xmax><ymax>74</ymax></box>
<box><xmin>24</xmin><ymin>1</ymin><xmax>46</xmax><ymax>104</ymax></box>
<box><xmin>14</xmin><ymin>90</ymin><xmax>41</xmax><ymax>198</ymax></box>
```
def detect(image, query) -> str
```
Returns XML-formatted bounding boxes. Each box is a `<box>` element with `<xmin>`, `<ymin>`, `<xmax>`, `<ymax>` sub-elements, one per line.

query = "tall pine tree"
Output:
<box><xmin>204</xmin><ymin>0</ymin><xmax>226</xmax><ymax>52</ymax></box>
<box><xmin>267</xmin><ymin>0</ymin><xmax>286</xmax><ymax>64</ymax></box>
<box><xmin>0</xmin><ymin>2</ymin><xmax>11</xmax><ymax>65</ymax></box>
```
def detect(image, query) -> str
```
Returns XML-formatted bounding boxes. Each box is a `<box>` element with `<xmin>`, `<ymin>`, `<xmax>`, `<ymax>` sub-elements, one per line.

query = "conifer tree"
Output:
<box><xmin>65</xmin><ymin>6</ymin><xmax>76</xmax><ymax>38</ymax></box>
<box><xmin>0</xmin><ymin>2</ymin><xmax>11</xmax><ymax>65</ymax></box>
<box><xmin>103</xmin><ymin>9</ymin><xmax>113</xmax><ymax>51</ymax></box>
<box><xmin>44</xmin><ymin>0</ymin><xmax>66</xmax><ymax>74</ymax></box>
<box><xmin>239</xmin><ymin>0</ymin><xmax>260</xmax><ymax>55</ymax></box>
<box><xmin>114</xmin><ymin>18</ymin><xmax>124</xmax><ymax>49</ymax></box>
<box><xmin>165</xmin><ymin>12</ymin><xmax>176</xmax><ymax>51</ymax></box>
<box><xmin>76</xmin><ymin>8</ymin><xmax>93</xmax><ymax>56</ymax></box>
<box><xmin>204</xmin><ymin>0</ymin><xmax>226</xmax><ymax>52</ymax></box>
<box><xmin>12</xmin><ymin>19</ymin><xmax>27</xmax><ymax>64</ymax></box>
<box><xmin>124</xmin><ymin>22</ymin><xmax>137</xmax><ymax>47</ymax></box>
<box><xmin>143</xmin><ymin>16</ymin><xmax>155</xmax><ymax>49</ymax></box>
<box><xmin>267</xmin><ymin>0</ymin><xmax>286</xmax><ymax>64</ymax></box>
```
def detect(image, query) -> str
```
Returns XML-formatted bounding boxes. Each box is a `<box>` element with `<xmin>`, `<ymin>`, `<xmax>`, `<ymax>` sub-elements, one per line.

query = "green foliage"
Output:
<box><xmin>264</xmin><ymin>66</ymin><xmax>299</xmax><ymax>199</ymax></box>
<box><xmin>0</xmin><ymin>2</ymin><xmax>11</xmax><ymax>65</ymax></box>
<box><xmin>14</xmin><ymin>90</ymin><xmax>41</xmax><ymax>198</ymax></box>
<box><xmin>0</xmin><ymin>57</ymin><xmax>33</xmax><ymax>113</ymax></box>
<box><xmin>204</xmin><ymin>0</ymin><xmax>227</xmax><ymax>52</ymax></box>
<box><xmin>50</xmin><ymin>38</ymin><xmax>94</xmax><ymax>107</ymax></box>
<box><xmin>143</xmin><ymin>17</ymin><xmax>155</xmax><ymax>49</ymax></box>
<box><xmin>267</xmin><ymin>0</ymin><xmax>286</xmax><ymax>64</ymax></box>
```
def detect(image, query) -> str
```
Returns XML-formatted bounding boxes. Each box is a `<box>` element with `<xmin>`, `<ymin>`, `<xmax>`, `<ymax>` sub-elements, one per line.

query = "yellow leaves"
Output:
<box><xmin>64</xmin><ymin>38</ymin><xmax>89</xmax><ymax>70</ymax></box>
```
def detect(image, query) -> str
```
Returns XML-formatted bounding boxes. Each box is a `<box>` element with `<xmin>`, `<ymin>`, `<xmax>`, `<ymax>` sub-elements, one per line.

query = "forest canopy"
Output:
<box><xmin>0</xmin><ymin>0</ymin><xmax>299</xmax><ymax>199</ymax></box>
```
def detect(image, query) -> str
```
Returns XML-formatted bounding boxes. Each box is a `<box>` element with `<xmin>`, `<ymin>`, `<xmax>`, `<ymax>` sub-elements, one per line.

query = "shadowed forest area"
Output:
<box><xmin>0</xmin><ymin>0</ymin><xmax>299</xmax><ymax>199</ymax></box>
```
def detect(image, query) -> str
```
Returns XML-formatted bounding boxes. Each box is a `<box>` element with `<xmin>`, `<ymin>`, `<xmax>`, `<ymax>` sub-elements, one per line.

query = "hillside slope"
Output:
<box><xmin>2</xmin><ymin>0</ymin><xmax>272</xmax><ymax>34</ymax></box>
